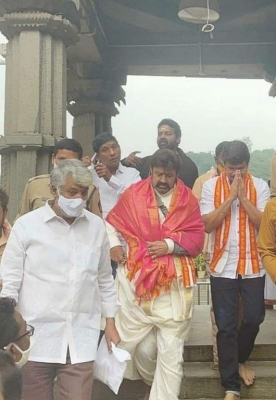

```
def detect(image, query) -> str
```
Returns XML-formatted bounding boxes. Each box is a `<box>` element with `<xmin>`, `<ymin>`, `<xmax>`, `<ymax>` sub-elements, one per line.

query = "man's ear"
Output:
<box><xmin>4</xmin><ymin>343</ymin><xmax>20</xmax><ymax>362</ymax></box>
<box><xmin>50</xmin><ymin>185</ymin><xmax>58</xmax><ymax>196</ymax></box>
<box><xmin>51</xmin><ymin>154</ymin><xmax>55</xmax><ymax>165</ymax></box>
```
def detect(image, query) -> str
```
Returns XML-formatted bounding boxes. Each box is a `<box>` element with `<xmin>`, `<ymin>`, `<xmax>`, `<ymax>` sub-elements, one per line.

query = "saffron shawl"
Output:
<box><xmin>210</xmin><ymin>172</ymin><xmax>260</xmax><ymax>275</ymax></box>
<box><xmin>106</xmin><ymin>178</ymin><xmax>204</xmax><ymax>299</ymax></box>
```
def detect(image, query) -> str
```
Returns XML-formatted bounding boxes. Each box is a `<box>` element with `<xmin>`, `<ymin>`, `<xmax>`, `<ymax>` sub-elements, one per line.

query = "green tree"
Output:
<box><xmin>186</xmin><ymin>151</ymin><xmax>214</xmax><ymax>175</ymax></box>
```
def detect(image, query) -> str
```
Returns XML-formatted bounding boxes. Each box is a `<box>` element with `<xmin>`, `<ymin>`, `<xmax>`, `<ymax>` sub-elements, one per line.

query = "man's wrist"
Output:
<box><xmin>106</xmin><ymin>317</ymin><xmax>116</xmax><ymax>326</ymax></box>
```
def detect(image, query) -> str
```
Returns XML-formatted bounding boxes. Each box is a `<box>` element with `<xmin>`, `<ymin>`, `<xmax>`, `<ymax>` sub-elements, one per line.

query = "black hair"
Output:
<box><xmin>157</xmin><ymin>119</ymin><xmax>181</xmax><ymax>139</ymax></box>
<box><xmin>53</xmin><ymin>138</ymin><xmax>83</xmax><ymax>159</ymax></box>
<box><xmin>92</xmin><ymin>133</ymin><xmax>119</xmax><ymax>154</ymax></box>
<box><xmin>0</xmin><ymin>189</ymin><xmax>9</xmax><ymax>213</ymax></box>
<box><xmin>222</xmin><ymin>140</ymin><xmax>250</xmax><ymax>165</ymax></box>
<box><xmin>0</xmin><ymin>299</ymin><xmax>20</xmax><ymax>350</ymax></box>
<box><xmin>215</xmin><ymin>141</ymin><xmax>229</xmax><ymax>158</ymax></box>
<box><xmin>0</xmin><ymin>350</ymin><xmax>22</xmax><ymax>400</ymax></box>
<box><xmin>150</xmin><ymin>149</ymin><xmax>181</xmax><ymax>174</ymax></box>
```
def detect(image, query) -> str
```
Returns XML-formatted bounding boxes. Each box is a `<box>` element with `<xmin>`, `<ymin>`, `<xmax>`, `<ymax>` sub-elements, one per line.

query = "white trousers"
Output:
<box><xmin>116</xmin><ymin>266</ymin><xmax>194</xmax><ymax>400</ymax></box>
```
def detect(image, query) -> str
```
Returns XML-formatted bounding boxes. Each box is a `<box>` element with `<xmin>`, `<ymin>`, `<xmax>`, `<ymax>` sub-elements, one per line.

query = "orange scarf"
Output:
<box><xmin>210</xmin><ymin>172</ymin><xmax>260</xmax><ymax>274</ymax></box>
<box><xmin>106</xmin><ymin>178</ymin><xmax>204</xmax><ymax>299</ymax></box>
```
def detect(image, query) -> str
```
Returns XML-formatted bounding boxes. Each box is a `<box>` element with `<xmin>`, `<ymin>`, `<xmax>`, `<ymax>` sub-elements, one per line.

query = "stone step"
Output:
<box><xmin>182</xmin><ymin>361</ymin><xmax>276</xmax><ymax>399</ymax></box>
<box><xmin>184</xmin><ymin>343</ymin><xmax>276</xmax><ymax>363</ymax></box>
<box><xmin>185</xmin><ymin>306</ymin><xmax>276</xmax><ymax>363</ymax></box>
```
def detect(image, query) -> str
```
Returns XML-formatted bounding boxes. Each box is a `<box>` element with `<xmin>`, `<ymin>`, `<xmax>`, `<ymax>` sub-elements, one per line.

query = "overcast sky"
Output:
<box><xmin>1</xmin><ymin>32</ymin><xmax>275</xmax><ymax>159</ymax></box>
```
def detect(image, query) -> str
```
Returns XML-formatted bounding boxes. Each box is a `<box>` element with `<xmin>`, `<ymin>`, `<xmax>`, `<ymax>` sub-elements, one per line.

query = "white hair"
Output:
<box><xmin>50</xmin><ymin>159</ymin><xmax>92</xmax><ymax>189</ymax></box>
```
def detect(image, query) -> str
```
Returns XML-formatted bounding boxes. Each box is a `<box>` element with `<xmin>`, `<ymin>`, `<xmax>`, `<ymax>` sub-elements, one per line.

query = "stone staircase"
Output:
<box><xmin>92</xmin><ymin>305</ymin><xmax>276</xmax><ymax>400</ymax></box>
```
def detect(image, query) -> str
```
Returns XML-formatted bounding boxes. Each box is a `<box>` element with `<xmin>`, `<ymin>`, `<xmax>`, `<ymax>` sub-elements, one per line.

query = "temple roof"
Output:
<box><xmin>79</xmin><ymin>0</ymin><xmax>276</xmax><ymax>80</ymax></box>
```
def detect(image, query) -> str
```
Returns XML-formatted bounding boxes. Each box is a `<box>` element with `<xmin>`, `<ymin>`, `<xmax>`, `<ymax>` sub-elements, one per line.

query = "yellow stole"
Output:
<box><xmin>210</xmin><ymin>173</ymin><xmax>260</xmax><ymax>275</ymax></box>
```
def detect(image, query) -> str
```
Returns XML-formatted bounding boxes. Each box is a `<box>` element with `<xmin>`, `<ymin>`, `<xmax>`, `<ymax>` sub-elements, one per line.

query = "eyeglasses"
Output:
<box><xmin>14</xmin><ymin>324</ymin><xmax>35</xmax><ymax>343</ymax></box>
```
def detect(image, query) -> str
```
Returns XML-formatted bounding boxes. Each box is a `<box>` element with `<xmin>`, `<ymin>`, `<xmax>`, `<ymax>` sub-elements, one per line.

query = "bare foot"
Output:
<box><xmin>224</xmin><ymin>393</ymin><xmax>240</xmax><ymax>400</ymax></box>
<box><xmin>239</xmin><ymin>363</ymin><xmax>256</xmax><ymax>385</ymax></box>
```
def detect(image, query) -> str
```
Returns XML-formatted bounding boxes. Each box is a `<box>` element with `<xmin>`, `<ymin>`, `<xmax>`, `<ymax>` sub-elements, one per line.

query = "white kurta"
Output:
<box><xmin>0</xmin><ymin>203</ymin><xmax>120</xmax><ymax>364</ymax></box>
<box><xmin>90</xmin><ymin>162</ymin><xmax>141</xmax><ymax>219</ymax></box>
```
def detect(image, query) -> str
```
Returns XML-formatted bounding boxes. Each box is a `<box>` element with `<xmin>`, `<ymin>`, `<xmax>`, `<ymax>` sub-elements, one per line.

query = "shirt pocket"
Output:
<box><xmin>79</xmin><ymin>245</ymin><xmax>101</xmax><ymax>277</ymax></box>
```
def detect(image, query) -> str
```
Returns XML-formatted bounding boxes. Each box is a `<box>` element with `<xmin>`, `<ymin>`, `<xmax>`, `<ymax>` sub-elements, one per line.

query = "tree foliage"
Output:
<box><xmin>187</xmin><ymin>148</ymin><xmax>275</xmax><ymax>182</ymax></box>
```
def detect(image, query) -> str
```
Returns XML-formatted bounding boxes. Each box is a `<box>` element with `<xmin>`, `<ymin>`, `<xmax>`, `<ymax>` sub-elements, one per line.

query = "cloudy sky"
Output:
<box><xmin>1</xmin><ymin>33</ymin><xmax>275</xmax><ymax>159</ymax></box>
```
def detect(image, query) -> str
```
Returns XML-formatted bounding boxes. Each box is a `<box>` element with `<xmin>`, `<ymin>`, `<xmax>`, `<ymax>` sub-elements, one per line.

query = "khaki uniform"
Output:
<box><xmin>17</xmin><ymin>174</ymin><xmax>102</xmax><ymax>220</ymax></box>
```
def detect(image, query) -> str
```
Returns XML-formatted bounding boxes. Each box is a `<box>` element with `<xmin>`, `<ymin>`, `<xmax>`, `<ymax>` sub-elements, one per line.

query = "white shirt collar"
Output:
<box><xmin>44</xmin><ymin>200</ymin><xmax>87</xmax><ymax>223</ymax></box>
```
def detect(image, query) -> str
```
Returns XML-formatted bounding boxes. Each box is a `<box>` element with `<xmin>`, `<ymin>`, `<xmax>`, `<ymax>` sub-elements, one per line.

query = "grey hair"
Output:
<box><xmin>50</xmin><ymin>159</ymin><xmax>92</xmax><ymax>189</ymax></box>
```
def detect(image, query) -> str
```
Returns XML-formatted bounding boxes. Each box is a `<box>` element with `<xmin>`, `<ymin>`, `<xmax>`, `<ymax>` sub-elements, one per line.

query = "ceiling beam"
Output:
<box><xmin>102</xmin><ymin>30</ymin><xmax>276</xmax><ymax>46</ymax></box>
<box><xmin>106</xmin><ymin>42</ymin><xmax>276</xmax><ymax>69</ymax></box>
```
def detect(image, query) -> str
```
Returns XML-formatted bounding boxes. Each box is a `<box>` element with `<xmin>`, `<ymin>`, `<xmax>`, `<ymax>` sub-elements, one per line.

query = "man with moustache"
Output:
<box><xmin>91</xmin><ymin>133</ymin><xmax>141</xmax><ymax>276</ymax></box>
<box><xmin>122</xmin><ymin>118</ymin><xmax>198</xmax><ymax>189</ymax></box>
<box><xmin>106</xmin><ymin>149</ymin><xmax>204</xmax><ymax>400</ymax></box>
<box><xmin>200</xmin><ymin>140</ymin><xmax>270</xmax><ymax>400</ymax></box>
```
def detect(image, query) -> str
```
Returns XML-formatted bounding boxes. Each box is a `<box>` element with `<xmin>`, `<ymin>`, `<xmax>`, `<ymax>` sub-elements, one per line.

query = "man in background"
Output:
<box><xmin>91</xmin><ymin>133</ymin><xmax>141</xmax><ymax>276</ymax></box>
<box><xmin>192</xmin><ymin>141</ymin><xmax>228</xmax><ymax>369</ymax></box>
<box><xmin>17</xmin><ymin>138</ymin><xmax>101</xmax><ymax>218</ymax></box>
<box><xmin>122</xmin><ymin>118</ymin><xmax>198</xmax><ymax>189</ymax></box>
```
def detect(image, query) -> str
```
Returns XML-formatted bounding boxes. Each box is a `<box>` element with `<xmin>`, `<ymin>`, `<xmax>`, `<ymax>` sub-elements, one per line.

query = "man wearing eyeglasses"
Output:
<box><xmin>0</xmin><ymin>160</ymin><xmax>120</xmax><ymax>400</ymax></box>
<box><xmin>0</xmin><ymin>297</ymin><xmax>34</xmax><ymax>369</ymax></box>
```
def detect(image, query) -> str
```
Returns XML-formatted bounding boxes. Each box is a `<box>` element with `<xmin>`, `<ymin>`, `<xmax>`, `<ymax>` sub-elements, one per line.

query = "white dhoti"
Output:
<box><xmin>116</xmin><ymin>265</ymin><xmax>194</xmax><ymax>400</ymax></box>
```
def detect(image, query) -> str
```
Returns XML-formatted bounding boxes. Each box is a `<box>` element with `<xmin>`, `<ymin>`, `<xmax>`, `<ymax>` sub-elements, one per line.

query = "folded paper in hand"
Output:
<box><xmin>93</xmin><ymin>335</ymin><xmax>131</xmax><ymax>394</ymax></box>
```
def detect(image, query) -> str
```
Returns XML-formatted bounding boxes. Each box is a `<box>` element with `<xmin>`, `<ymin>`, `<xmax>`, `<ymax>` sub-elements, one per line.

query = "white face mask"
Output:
<box><xmin>58</xmin><ymin>194</ymin><xmax>86</xmax><ymax>217</ymax></box>
<box><xmin>13</xmin><ymin>336</ymin><xmax>34</xmax><ymax>368</ymax></box>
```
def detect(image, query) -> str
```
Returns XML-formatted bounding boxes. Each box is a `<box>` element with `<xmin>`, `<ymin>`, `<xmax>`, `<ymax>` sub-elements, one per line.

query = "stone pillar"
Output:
<box><xmin>67</xmin><ymin>75</ymin><xmax>126</xmax><ymax>156</ymax></box>
<box><xmin>0</xmin><ymin>4</ymin><xmax>79</xmax><ymax>220</ymax></box>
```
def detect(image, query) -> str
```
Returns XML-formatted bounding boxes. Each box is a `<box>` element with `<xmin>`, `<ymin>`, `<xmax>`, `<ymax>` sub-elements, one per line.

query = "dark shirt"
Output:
<box><xmin>123</xmin><ymin>148</ymin><xmax>198</xmax><ymax>189</ymax></box>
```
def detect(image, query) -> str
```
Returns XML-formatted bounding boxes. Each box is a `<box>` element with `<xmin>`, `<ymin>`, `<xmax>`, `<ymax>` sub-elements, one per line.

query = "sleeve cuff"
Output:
<box><xmin>164</xmin><ymin>238</ymin><xmax>174</xmax><ymax>254</ymax></box>
<box><xmin>108</xmin><ymin>175</ymin><xmax>120</xmax><ymax>190</ymax></box>
<box><xmin>101</xmin><ymin>302</ymin><xmax>121</xmax><ymax>318</ymax></box>
<box><xmin>109</xmin><ymin>236</ymin><xmax>122</xmax><ymax>248</ymax></box>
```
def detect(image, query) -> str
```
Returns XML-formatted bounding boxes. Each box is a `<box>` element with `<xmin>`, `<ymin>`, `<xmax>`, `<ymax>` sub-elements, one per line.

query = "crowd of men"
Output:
<box><xmin>0</xmin><ymin>118</ymin><xmax>276</xmax><ymax>400</ymax></box>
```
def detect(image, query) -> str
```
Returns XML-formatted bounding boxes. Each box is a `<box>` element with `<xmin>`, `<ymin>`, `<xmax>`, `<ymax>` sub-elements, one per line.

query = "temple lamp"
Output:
<box><xmin>178</xmin><ymin>0</ymin><xmax>220</xmax><ymax>24</ymax></box>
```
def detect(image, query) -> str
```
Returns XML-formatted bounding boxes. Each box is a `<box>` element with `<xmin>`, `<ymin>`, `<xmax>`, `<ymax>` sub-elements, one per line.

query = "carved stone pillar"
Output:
<box><xmin>67</xmin><ymin>77</ymin><xmax>125</xmax><ymax>156</ymax></box>
<box><xmin>0</xmin><ymin>1</ymin><xmax>79</xmax><ymax>220</ymax></box>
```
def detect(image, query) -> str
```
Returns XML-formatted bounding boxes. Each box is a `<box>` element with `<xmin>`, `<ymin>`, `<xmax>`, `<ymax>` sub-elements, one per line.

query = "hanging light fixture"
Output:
<box><xmin>178</xmin><ymin>0</ymin><xmax>220</xmax><ymax>24</ymax></box>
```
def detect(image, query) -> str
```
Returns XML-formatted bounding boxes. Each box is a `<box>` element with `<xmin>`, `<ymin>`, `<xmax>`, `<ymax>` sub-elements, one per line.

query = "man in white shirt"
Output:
<box><xmin>0</xmin><ymin>159</ymin><xmax>120</xmax><ymax>400</ymax></box>
<box><xmin>106</xmin><ymin>149</ymin><xmax>204</xmax><ymax>400</ymax></box>
<box><xmin>91</xmin><ymin>132</ymin><xmax>141</xmax><ymax>276</ymax></box>
<box><xmin>200</xmin><ymin>141</ymin><xmax>270</xmax><ymax>400</ymax></box>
